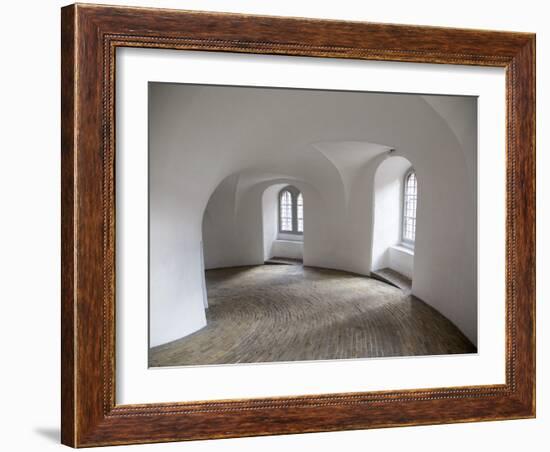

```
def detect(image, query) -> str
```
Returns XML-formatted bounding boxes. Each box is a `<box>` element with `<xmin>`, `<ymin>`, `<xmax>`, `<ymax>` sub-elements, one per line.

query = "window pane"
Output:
<box><xmin>280</xmin><ymin>191</ymin><xmax>293</xmax><ymax>231</ymax></box>
<box><xmin>403</xmin><ymin>171</ymin><xmax>417</xmax><ymax>243</ymax></box>
<box><xmin>297</xmin><ymin>193</ymin><xmax>303</xmax><ymax>232</ymax></box>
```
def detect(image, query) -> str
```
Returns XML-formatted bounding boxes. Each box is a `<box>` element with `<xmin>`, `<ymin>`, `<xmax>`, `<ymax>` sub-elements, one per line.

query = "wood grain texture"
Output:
<box><xmin>60</xmin><ymin>3</ymin><xmax>536</xmax><ymax>447</ymax></box>
<box><xmin>60</xmin><ymin>5</ymin><xmax>76</xmax><ymax>447</ymax></box>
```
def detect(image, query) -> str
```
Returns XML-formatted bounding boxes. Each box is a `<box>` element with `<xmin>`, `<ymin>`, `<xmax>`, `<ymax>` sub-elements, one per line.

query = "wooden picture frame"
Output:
<box><xmin>61</xmin><ymin>3</ymin><xmax>535</xmax><ymax>447</ymax></box>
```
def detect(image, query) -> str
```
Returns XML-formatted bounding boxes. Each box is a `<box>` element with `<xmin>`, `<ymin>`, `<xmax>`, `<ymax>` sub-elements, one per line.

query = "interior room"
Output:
<box><xmin>148</xmin><ymin>82</ymin><xmax>478</xmax><ymax>366</ymax></box>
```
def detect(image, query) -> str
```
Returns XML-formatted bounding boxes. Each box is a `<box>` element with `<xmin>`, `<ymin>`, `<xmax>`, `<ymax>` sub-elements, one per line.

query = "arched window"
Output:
<box><xmin>402</xmin><ymin>169</ymin><xmax>418</xmax><ymax>246</ymax></box>
<box><xmin>278</xmin><ymin>186</ymin><xmax>303</xmax><ymax>235</ymax></box>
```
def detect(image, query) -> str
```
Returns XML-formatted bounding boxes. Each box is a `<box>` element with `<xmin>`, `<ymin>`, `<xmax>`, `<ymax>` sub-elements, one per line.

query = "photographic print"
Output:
<box><xmin>147</xmin><ymin>83</ymin><xmax>478</xmax><ymax>367</ymax></box>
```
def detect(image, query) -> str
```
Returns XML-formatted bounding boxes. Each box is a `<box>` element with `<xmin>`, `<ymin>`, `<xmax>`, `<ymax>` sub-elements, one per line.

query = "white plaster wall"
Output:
<box><xmin>421</xmin><ymin>96</ymin><xmax>478</xmax><ymax>342</ymax></box>
<box><xmin>149</xmin><ymin>88</ymin><xmax>208</xmax><ymax>347</ymax></box>
<box><xmin>271</xmin><ymin>240</ymin><xmax>304</xmax><ymax>260</ymax></box>
<box><xmin>278</xmin><ymin>232</ymin><xmax>303</xmax><ymax>242</ymax></box>
<box><xmin>150</xmin><ymin>83</ymin><xmax>478</xmax><ymax>346</ymax></box>
<box><xmin>202</xmin><ymin>174</ymin><xmax>265</xmax><ymax>270</ymax></box>
<box><xmin>389</xmin><ymin>246</ymin><xmax>415</xmax><ymax>279</ymax></box>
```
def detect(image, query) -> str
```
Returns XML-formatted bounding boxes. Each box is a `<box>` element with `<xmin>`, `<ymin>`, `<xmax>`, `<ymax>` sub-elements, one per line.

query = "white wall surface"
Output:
<box><xmin>149</xmin><ymin>87</ymin><xmax>209</xmax><ymax>346</ymax></box>
<box><xmin>277</xmin><ymin>232</ymin><xmax>304</xmax><ymax>242</ymax></box>
<box><xmin>390</xmin><ymin>246</ymin><xmax>415</xmax><ymax>279</ymax></box>
<box><xmin>2</xmin><ymin>1</ymin><xmax>547</xmax><ymax>452</ymax></box>
<box><xmin>271</xmin><ymin>240</ymin><xmax>304</xmax><ymax>260</ymax></box>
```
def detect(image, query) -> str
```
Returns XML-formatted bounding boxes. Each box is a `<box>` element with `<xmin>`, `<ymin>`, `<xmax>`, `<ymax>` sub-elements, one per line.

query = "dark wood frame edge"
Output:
<box><xmin>61</xmin><ymin>3</ymin><xmax>536</xmax><ymax>447</ymax></box>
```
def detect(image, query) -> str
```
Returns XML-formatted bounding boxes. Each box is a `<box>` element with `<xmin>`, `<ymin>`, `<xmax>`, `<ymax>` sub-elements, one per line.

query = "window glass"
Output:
<box><xmin>403</xmin><ymin>171</ymin><xmax>417</xmax><ymax>244</ymax></box>
<box><xmin>297</xmin><ymin>193</ymin><xmax>304</xmax><ymax>232</ymax></box>
<box><xmin>280</xmin><ymin>190</ymin><xmax>293</xmax><ymax>231</ymax></box>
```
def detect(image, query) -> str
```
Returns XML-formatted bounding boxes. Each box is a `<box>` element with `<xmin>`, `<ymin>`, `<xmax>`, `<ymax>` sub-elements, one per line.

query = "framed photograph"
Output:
<box><xmin>61</xmin><ymin>3</ymin><xmax>535</xmax><ymax>447</ymax></box>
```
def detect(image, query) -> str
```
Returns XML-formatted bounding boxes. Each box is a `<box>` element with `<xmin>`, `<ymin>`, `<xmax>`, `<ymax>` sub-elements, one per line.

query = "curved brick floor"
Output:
<box><xmin>149</xmin><ymin>265</ymin><xmax>476</xmax><ymax>366</ymax></box>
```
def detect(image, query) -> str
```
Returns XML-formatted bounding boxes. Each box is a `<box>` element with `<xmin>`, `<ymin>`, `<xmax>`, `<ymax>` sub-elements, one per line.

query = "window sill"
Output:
<box><xmin>391</xmin><ymin>244</ymin><xmax>414</xmax><ymax>256</ymax></box>
<box><xmin>275</xmin><ymin>237</ymin><xmax>304</xmax><ymax>243</ymax></box>
<box><xmin>277</xmin><ymin>232</ymin><xmax>304</xmax><ymax>242</ymax></box>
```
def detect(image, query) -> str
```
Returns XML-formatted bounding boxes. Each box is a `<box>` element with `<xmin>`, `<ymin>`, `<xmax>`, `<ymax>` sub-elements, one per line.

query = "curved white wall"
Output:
<box><xmin>150</xmin><ymin>83</ymin><xmax>478</xmax><ymax>347</ymax></box>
